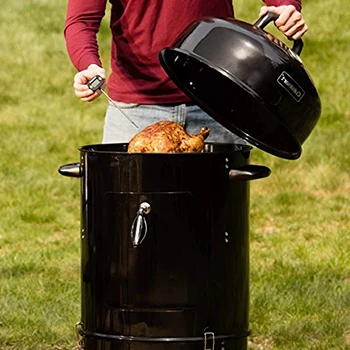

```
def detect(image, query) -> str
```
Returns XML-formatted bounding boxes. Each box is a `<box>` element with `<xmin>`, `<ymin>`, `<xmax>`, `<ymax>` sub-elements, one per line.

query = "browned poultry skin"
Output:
<box><xmin>127</xmin><ymin>121</ymin><xmax>210</xmax><ymax>153</ymax></box>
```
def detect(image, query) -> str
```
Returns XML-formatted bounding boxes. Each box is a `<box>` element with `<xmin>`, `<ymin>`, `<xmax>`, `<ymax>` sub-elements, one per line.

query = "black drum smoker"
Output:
<box><xmin>59</xmin><ymin>143</ymin><xmax>271</xmax><ymax>350</ymax></box>
<box><xmin>59</xmin><ymin>12</ymin><xmax>321</xmax><ymax>350</ymax></box>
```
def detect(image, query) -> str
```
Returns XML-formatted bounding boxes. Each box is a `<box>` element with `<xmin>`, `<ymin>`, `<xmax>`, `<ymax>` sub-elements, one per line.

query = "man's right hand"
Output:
<box><xmin>259</xmin><ymin>6</ymin><xmax>308</xmax><ymax>40</ymax></box>
<box><xmin>73</xmin><ymin>64</ymin><xmax>106</xmax><ymax>102</ymax></box>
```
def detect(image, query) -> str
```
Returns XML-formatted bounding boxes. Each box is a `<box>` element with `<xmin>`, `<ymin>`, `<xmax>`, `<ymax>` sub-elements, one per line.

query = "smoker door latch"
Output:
<box><xmin>204</xmin><ymin>331</ymin><xmax>215</xmax><ymax>350</ymax></box>
<box><xmin>131</xmin><ymin>202</ymin><xmax>151</xmax><ymax>248</ymax></box>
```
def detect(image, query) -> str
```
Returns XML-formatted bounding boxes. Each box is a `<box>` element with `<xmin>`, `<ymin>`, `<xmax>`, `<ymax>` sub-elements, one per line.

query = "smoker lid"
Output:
<box><xmin>158</xmin><ymin>16</ymin><xmax>321</xmax><ymax>160</ymax></box>
<box><xmin>159</xmin><ymin>48</ymin><xmax>302</xmax><ymax>160</ymax></box>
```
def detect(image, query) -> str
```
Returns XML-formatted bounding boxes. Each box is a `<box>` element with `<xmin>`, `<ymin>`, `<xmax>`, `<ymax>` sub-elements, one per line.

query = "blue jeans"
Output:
<box><xmin>102</xmin><ymin>102</ymin><xmax>244</xmax><ymax>144</ymax></box>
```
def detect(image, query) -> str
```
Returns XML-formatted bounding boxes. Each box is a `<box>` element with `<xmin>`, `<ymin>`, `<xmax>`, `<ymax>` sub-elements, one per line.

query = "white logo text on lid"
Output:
<box><xmin>277</xmin><ymin>71</ymin><xmax>305</xmax><ymax>102</ymax></box>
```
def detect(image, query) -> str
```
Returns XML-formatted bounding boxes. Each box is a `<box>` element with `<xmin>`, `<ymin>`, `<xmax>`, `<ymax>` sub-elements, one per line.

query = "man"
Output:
<box><xmin>64</xmin><ymin>0</ymin><xmax>308</xmax><ymax>144</ymax></box>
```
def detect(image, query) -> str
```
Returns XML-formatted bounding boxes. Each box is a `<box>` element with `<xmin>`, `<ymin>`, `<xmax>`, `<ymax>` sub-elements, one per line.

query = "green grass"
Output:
<box><xmin>236</xmin><ymin>1</ymin><xmax>350</xmax><ymax>348</ymax></box>
<box><xmin>0</xmin><ymin>0</ymin><xmax>349</xmax><ymax>349</ymax></box>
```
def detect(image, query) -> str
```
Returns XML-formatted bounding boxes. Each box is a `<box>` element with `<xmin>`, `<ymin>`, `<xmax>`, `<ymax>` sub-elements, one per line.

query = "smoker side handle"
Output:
<box><xmin>229</xmin><ymin>165</ymin><xmax>271</xmax><ymax>181</ymax></box>
<box><xmin>58</xmin><ymin>162</ymin><xmax>83</xmax><ymax>178</ymax></box>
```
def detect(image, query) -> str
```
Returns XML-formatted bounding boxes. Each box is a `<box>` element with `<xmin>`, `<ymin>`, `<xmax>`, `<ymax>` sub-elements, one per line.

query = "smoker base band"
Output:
<box><xmin>82</xmin><ymin>329</ymin><xmax>251</xmax><ymax>343</ymax></box>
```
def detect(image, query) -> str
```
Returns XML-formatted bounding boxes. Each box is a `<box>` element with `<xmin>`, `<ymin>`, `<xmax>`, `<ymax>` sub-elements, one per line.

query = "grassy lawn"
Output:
<box><xmin>236</xmin><ymin>1</ymin><xmax>350</xmax><ymax>349</ymax></box>
<box><xmin>0</xmin><ymin>0</ymin><xmax>349</xmax><ymax>349</ymax></box>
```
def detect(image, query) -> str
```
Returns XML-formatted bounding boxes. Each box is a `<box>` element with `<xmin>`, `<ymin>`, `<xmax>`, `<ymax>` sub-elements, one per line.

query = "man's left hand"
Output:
<box><xmin>259</xmin><ymin>5</ymin><xmax>308</xmax><ymax>40</ymax></box>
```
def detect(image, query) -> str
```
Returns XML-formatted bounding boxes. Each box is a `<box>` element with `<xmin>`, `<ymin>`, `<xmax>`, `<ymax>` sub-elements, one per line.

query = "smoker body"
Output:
<box><xmin>59</xmin><ymin>143</ymin><xmax>270</xmax><ymax>350</ymax></box>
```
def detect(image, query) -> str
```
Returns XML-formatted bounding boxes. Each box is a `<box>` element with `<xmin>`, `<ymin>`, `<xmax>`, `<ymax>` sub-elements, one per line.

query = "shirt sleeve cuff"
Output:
<box><xmin>77</xmin><ymin>55</ymin><xmax>103</xmax><ymax>71</ymax></box>
<box><xmin>263</xmin><ymin>0</ymin><xmax>302</xmax><ymax>12</ymax></box>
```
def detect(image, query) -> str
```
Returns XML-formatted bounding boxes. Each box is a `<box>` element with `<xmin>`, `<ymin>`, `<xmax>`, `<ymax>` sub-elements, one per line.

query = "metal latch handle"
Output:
<box><xmin>131</xmin><ymin>202</ymin><xmax>151</xmax><ymax>248</ymax></box>
<box><xmin>204</xmin><ymin>331</ymin><xmax>215</xmax><ymax>350</ymax></box>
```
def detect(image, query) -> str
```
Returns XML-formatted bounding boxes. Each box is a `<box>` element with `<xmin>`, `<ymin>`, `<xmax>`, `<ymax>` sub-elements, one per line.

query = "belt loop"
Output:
<box><xmin>180</xmin><ymin>103</ymin><xmax>186</xmax><ymax>126</ymax></box>
<box><xmin>204</xmin><ymin>331</ymin><xmax>215</xmax><ymax>350</ymax></box>
<box><xmin>172</xmin><ymin>104</ymin><xmax>180</xmax><ymax>124</ymax></box>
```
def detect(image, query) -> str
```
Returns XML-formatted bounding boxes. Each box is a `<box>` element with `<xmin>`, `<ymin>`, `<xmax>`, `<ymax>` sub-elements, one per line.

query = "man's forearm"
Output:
<box><xmin>64</xmin><ymin>0</ymin><xmax>107</xmax><ymax>71</ymax></box>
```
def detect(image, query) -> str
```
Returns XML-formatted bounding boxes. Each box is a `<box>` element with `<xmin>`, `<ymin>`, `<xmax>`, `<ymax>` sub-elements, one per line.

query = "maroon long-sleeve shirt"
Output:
<box><xmin>64</xmin><ymin>0</ymin><xmax>301</xmax><ymax>104</ymax></box>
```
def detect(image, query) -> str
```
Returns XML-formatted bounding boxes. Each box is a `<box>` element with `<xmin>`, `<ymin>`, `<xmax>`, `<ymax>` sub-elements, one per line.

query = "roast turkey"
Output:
<box><xmin>127</xmin><ymin>121</ymin><xmax>210</xmax><ymax>153</ymax></box>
